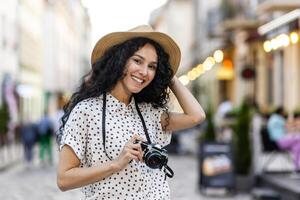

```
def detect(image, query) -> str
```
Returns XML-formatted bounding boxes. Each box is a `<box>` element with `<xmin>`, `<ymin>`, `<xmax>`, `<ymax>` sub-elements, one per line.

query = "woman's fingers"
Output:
<box><xmin>117</xmin><ymin>134</ymin><xmax>145</xmax><ymax>166</ymax></box>
<box><xmin>115</xmin><ymin>134</ymin><xmax>147</xmax><ymax>170</ymax></box>
<box><xmin>124</xmin><ymin>151</ymin><xmax>139</xmax><ymax>162</ymax></box>
<box><xmin>125</xmin><ymin>143</ymin><xmax>143</xmax><ymax>162</ymax></box>
<box><xmin>129</xmin><ymin>134</ymin><xmax>145</xmax><ymax>143</ymax></box>
<box><xmin>128</xmin><ymin>149</ymin><xmax>142</xmax><ymax>162</ymax></box>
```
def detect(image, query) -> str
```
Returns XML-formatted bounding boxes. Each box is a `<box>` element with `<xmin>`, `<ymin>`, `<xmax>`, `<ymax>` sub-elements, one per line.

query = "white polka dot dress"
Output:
<box><xmin>60</xmin><ymin>93</ymin><xmax>172</xmax><ymax>200</ymax></box>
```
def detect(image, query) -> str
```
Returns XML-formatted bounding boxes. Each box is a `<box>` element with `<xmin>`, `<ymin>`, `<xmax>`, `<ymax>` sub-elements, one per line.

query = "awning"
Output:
<box><xmin>258</xmin><ymin>9</ymin><xmax>300</xmax><ymax>35</ymax></box>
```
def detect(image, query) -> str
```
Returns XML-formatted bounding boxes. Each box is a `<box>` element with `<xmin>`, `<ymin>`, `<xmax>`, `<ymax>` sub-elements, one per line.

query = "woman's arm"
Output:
<box><xmin>57</xmin><ymin>135</ymin><xmax>144</xmax><ymax>191</ymax></box>
<box><xmin>161</xmin><ymin>76</ymin><xmax>206</xmax><ymax>132</ymax></box>
<box><xmin>57</xmin><ymin>145</ymin><xmax>120</xmax><ymax>191</ymax></box>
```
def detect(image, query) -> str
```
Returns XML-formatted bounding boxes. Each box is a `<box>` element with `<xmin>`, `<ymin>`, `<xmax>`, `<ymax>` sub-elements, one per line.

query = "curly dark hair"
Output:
<box><xmin>57</xmin><ymin>37</ymin><xmax>174</xmax><ymax>143</ymax></box>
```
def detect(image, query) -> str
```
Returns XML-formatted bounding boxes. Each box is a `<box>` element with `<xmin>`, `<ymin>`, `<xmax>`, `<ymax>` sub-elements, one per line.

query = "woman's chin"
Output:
<box><xmin>131</xmin><ymin>89</ymin><xmax>143</xmax><ymax>94</ymax></box>
<box><xmin>129</xmin><ymin>86</ymin><xmax>144</xmax><ymax>94</ymax></box>
<box><xmin>128</xmin><ymin>83</ymin><xmax>149</xmax><ymax>94</ymax></box>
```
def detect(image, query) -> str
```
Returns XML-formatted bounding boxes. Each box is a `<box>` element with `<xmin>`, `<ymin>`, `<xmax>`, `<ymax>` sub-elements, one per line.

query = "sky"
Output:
<box><xmin>81</xmin><ymin>0</ymin><xmax>168</xmax><ymax>45</ymax></box>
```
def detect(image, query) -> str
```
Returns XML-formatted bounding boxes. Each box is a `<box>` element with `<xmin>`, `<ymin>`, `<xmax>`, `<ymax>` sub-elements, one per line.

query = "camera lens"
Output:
<box><xmin>145</xmin><ymin>152</ymin><xmax>162</xmax><ymax>169</ymax></box>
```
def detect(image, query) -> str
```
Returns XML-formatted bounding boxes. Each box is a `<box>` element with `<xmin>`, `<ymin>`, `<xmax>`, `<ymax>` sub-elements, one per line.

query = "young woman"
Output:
<box><xmin>57</xmin><ymin>25</ymin><xmax>205</xmax><ymax>199</ymax></box>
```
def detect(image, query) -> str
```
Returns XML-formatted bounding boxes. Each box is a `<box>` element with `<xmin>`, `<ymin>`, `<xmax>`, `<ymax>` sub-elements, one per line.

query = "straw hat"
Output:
<box><xmin>91</xmin><ymin>25</ymin><xmax>181</xmax><ymax>74</ymax></box>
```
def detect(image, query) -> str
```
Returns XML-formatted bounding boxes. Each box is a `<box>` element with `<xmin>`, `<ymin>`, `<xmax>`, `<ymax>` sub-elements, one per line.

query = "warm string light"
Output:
<box><xmin>179</xmin><ymin>50</ymin><xmax>224</xmax><ymax>85</ymax></box>
<box><xmin>179</xmin><ymin>31</ymin><xmax>299</xmax><ymax>85</ymax></box>
<box><xmin>290</xmin><ymin>31</ymin><xmax>299</xmax><ymax>44</ymax></box>
<box><xmin>263</xmin><ymin>31</ymin><xmax>299</xmax><ymax>52</ymax></box>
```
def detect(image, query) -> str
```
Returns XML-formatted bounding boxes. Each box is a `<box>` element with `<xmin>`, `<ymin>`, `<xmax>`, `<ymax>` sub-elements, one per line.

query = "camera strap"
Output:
<box><xmin>163</xmin><ymin>165</ymin><xmax>174</xmax><ymax>179</ymax></box>
<box><xmin>102</xmin><ymin>92</ymin><xmax>151</xmax><ymax>160</ymax></box>
<box><xmin>102</xmin><ymin>92</ymin><xmax>113</xmax><ymax>160</ymax></box>
<box><xmin>102</xmin><ymin>92</ymin><xmax>174</xmax><ymax>179</ymax></box>
<box><xmin>133</xmin><ymin>97</ymin><xmax>152</xmax><ymax>144</ymax></box>
<box><xmin>134</xmin><ymin>98</ymin><xmax>174</xmax><ymax>179</ymax></box>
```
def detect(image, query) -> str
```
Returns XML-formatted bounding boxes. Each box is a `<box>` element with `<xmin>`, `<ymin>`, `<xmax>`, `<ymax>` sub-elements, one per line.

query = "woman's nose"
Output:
<box><xmin>139</xmin><ymin>65</ymin><xmax>148</xmax><ymax>76</ymax></box>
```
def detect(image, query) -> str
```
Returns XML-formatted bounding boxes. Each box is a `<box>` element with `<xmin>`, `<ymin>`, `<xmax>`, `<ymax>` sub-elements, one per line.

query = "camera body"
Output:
<box><xmin>134</xmin><ymin>140</ymin><xmax>168</xmax><ymax>169</ymax></box>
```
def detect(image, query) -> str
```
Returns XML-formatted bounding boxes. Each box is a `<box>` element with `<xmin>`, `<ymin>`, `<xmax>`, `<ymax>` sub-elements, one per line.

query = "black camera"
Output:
<box><xmin>134</xmin><ymin>140</ymin><xmax>168</xmax><ymax>169</ymax></box>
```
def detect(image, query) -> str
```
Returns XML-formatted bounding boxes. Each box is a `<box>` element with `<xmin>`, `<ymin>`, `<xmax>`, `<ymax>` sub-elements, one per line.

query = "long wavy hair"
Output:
<box><xmin>57</xmin><ymin>37</ymin><xmax>174</xmax><ymax>143</ymax></box>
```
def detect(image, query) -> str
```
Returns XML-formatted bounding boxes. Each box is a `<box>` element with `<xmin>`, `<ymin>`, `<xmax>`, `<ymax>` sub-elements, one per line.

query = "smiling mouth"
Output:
<box><xmin>131</xmin><ymin>76</ymin><xmax>144</xmax><ymax>84</ymax></box>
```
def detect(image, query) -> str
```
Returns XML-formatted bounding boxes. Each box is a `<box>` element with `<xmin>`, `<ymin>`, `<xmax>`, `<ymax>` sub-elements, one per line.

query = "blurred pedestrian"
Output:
<box><xmin>20</xmin><ymin>122</ymin><xmax>37</xmax><ymax>168</ymax></box>
<box><xmin>267</xmin><ymin>107</ymin><xmax>286</xmax><ymax>143</ymax></box>
<box><xmin>267</xmin><ymin>107</ymin><xmax>300</xmax><ymax>171</ymax></box>
<box><xmin>56</xmin><ymin>25</ymin><xmax>205</xmax><ymax>199</ymax></box>
<box><xmin>215</xmin><ymin>97</ymin><xmax>233</xmax><ymax>141</ymax></box>
<box><xmin>38</xmin><ymin>111</ymin><xmax>54</xmax><ymax>166</ymax></box>
<box><xmin>215</xmin><ymin>98</ymin><xmax>233</xmax><ymax>128</ymax></box>
<box><xmin>53</xmin><ymin>93</ymin><xmax>65</xmax><ymax>142</ymax></box>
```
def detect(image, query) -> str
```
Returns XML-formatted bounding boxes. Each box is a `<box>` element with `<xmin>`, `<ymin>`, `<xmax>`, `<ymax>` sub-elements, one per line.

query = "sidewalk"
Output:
<box><xmin>0</xmin><ymin>142</ymin><xmax>252</xmax><ymax>200</ymax></box>
<box><xmin>0</xmin><ymin>143</ymin><xmax>23</xmax><ymax>171</ymax></box>
<box><xmin>168</xmin><ymin>154</ymin><xmax>251</xmax><ymax>200</ymax></box>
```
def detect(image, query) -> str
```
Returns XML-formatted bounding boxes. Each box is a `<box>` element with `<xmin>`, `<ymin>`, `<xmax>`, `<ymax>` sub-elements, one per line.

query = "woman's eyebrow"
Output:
<box><xmin>133</xmin><ymin>54</ymin><xmax>157</xmax><ymax>64</ymax></box>
<box><xmin>133</xmin><ymin>54</ymin><xmax>145</xmax><ymax>60</ymax></box>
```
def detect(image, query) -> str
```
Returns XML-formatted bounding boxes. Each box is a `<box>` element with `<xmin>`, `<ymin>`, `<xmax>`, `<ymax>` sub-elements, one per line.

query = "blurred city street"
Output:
<box><xmin>0</xmin><ymin>147</ymin><xmax>251</xmax><ymax>200</ymax></box>
<box><xmin>1</xmin><ymin>0</ymin><xmax>300</xmax><ymax>199</ymax></box>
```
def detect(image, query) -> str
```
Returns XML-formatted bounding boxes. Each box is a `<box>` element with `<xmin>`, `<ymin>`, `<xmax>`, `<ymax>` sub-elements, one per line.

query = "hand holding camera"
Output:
<box><xmin>134</xmin><ymin>139</ymin><xmax>174</xmax><ymax>179</ymax></box>
<box><xmin>134</xmin><ymin>140</ymin><xmax>168</xmax><ymax>169</ymax></box>
<box><xmin>114</xmin><ymin>135</ymin><xmax>173</xmax><ymax>178</ymax></box>
<box><xmin>114</xmin><ymin>135</ymin><xmax>144</xmax><ymax>170</ymax></box>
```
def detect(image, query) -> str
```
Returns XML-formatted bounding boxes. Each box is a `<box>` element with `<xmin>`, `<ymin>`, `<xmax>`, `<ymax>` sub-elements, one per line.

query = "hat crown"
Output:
<box><xmin>129</xmin><ymin>25</ymin><xmax>154</xmax><ymax>33</ymax></box>
<box><xmin>91</xmin><ymin>25</ymin><xmax>181</xmax><ymax>75</ymax></box>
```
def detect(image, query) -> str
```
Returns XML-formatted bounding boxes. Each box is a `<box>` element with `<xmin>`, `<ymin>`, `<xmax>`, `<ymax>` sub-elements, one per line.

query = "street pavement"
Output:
<box><xmin>0</xmin><ymin>148</ymin><xmax>251</xmax><ymax>200</ymax></box>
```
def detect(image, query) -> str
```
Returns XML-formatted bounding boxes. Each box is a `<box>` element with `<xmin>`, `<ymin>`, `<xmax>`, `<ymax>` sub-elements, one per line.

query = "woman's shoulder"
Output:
<box><xmin>138</xmin><ymin>102</ymin><xmax>166</xmax><ymax>114</ymax></box>
<box><xmin>73</xmin><ymin>96</ymin><xmax>103</xmax><ymax>112</ymax></box>
<box><xmin>137</xmin><ymin>102</ymin><xmax>152</xmax><ymax>111</ymax></box>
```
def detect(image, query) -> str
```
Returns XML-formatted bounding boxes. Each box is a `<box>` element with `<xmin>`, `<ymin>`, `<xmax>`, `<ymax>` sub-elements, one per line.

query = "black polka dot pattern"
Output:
<box><xmin>60</xmin><ymin>93</ymin><xmax>172</xmax><ymax>199</ymax></box>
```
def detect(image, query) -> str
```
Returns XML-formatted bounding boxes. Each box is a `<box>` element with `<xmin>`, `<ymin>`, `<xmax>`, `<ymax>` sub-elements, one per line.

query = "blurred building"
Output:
<box><xmin>42</xmin><ymin>0</ymin><xmax>91</xmax><ymax>119</ymax></box>
<box><xmin>0</xmin><ymin>0</ymin><xmax>90</xmax><ymax>125</ymax></box>
<box><xmin>16</xmin><ymin>0</ymin><xmax>91</xmax><ymax>123</ymax></box>
<box><xmin>257</xmin><ymin>1</ymin><xmax>300</xmax><ymax>112</ymax></box>
<box><xmin>193</xmin><ymin>0</ymin><xmax>230</xmax><ymax>109</ymax></box>
<box><xmin>0</xmin><ymin>0</ymin><xmax>19</xmax><ymax>104</ymax></box>
<box><xmin>216</xmin><ymin>0</ymin><xmax>300</xmax><ymax>112</ymax></box>
<box><xmin>18</xmin><ymin>0</ymin><xmax>44</xmax><ymax>123</ymax></box>
<box><xmin>162</xmin><ymin>0</ymin><xmax>300</xmax><ymax>115</ymax></box>
<box><xmin>150</xmin><ymin>0</ymin><xmax>196</xmax><ymax>76</ymax></box>
<box><xmin>150</xmin><ymin>0</ymin><xmax>239</xmax><ymax>109</ymax></box>
<box><xmin>150</xmin><ymin>0</ymin><xmax>197</xmax><ymax>112</ymax></box>
<box><xmin>218</xmin><ymin>0</ymin><xmax>259</xmax><ymax>106</ymax></box>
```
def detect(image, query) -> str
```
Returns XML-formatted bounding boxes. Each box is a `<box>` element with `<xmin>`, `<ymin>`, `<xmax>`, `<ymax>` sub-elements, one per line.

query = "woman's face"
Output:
<box><xmin>119</xmin><ymin>43</ymin><xmax>158</xmax><ymax>95</ymax></box>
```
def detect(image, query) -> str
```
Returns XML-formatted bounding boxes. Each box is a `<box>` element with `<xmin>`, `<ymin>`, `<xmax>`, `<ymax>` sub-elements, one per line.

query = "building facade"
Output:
<box><xmin>150</xmin><ymin>0</ymin><xmax>197</xmax><ymax>112</ymax></box>
<box><xmin>0</xmin><ymin>0</ymin><xmax>19</xmax><ymax>104</ymax></box>
<box><xmin>17</xmin><ymin>0</ymin><xmax>91</xmax><ymax>123</ymax></box>
<box><xmin>257</xmin><ymin>1</ymin><xmax>300</xmax><ymax>113</ymax></box>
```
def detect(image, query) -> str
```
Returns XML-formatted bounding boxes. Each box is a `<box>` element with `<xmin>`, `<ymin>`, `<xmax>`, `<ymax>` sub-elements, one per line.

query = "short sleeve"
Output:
<box><xmin>150</xmin><ymin>106</ymin><xmax>172</xmax><ymax>147</ymax></box>
<box><xmin>60</xmin><ymin>102</ymin><xmax>89</xmax><ymax>162</ymax></box>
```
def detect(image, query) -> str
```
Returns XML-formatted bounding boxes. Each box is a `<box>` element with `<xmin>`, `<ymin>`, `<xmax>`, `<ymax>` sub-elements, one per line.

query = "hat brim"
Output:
<box><xmin>91</xmin><ymin>31</ymin><xmax>181</xmax><ymax>75</ymax></box>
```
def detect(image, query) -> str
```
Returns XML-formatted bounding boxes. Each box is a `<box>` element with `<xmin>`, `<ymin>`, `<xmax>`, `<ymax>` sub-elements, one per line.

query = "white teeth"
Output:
<box><xmin>132</xmin><ymin>76</ymin><xmax>143</xmax><ymax>83</ymax></box>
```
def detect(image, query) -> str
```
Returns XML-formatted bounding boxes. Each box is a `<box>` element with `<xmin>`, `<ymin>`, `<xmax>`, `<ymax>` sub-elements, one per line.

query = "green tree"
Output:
<box><xmin>201</xmin><ymin>106</ymin><xmax>216</xmax><ymax>142</ymax></box>
<box><xmin>0</xmin><ymin>102</ymin><xmax>9</xmax><ymax>133</ymax></box>
<box><xmin>0</xmin><ymin>102</ymin><xmax>9</xmax><ymax>146</ymax></box>
<box><xmin>232</xmin><ymin>100</ymin><xmax>252</xmax><ymax>175</ymax></box>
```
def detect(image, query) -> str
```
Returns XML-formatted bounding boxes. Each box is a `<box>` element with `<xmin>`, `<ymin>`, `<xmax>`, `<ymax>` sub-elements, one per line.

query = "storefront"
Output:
<box><xmin>258</xmin><ymin>9</ymin><xmax>300</xmax><ymax>113</ymax></box>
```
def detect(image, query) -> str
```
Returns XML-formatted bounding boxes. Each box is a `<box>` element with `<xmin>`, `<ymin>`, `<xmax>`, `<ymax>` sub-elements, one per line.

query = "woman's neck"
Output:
<box><xmin>110</xmin><ymin>83</ymin><xmax>132</xmax><ymax>105</ymax></box>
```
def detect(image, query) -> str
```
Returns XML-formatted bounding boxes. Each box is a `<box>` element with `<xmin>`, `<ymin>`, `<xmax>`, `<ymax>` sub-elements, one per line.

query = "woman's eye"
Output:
<box><xmin>149</xmin><ymin>65</ymin><xmax>157</xmax><ymax>70</ymax></box>
<box><xmin>133</xmin><ymin>59</ymin><xmax>141</xmax><ymax>64</ymax></box>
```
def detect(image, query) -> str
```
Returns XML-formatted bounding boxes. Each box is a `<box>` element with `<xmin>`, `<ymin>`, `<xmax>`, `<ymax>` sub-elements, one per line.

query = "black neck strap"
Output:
<box><xmin>102</xmin><ymin>93</ymin><xmax>112</xmax><ymax>160</ymax></box>
<box><xmin>164</xmin><ymin>165</ymin><xmax>174</xmax><ymax>179</ymax></box>
<box><xmin>102</xmin><ymin>92</ymin><xmax>152</xmax><ymax>160</ymax></box>
<box><xmin>133</xmin><ymin>96</ymin><xmax>152</xmax><ymax>144</ymax></box>
<box><xmin>101</xmin><ymin>92</ymin><xmax>174</xmax><ymax>179</ymax></box>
